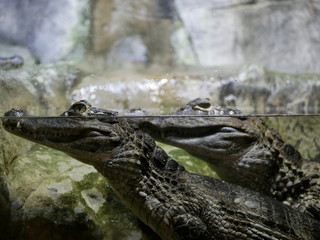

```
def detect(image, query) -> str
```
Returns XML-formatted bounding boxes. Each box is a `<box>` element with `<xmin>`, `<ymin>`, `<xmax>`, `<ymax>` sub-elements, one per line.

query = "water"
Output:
<box><xmin>1</xmin><ymin>113</ymin><xmax>320</xmax><ymax>239</ymax></box>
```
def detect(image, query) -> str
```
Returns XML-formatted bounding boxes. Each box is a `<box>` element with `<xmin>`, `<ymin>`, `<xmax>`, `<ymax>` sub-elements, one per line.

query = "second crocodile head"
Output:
<box><xmin>137</xmin><ymin>98</ymin><xmax>288</xmax><ymax>194</ymax></box>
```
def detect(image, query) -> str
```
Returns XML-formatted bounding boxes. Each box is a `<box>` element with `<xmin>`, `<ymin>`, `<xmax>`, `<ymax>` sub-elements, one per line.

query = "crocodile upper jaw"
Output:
<box><xmin>2</xmin><ymin>108</ymin><xmax>121</xmax><ymax>166</ymax></box>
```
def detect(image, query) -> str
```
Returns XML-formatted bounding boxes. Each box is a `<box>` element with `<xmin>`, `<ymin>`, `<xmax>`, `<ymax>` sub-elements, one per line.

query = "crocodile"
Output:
<box><xmin>2</xmin><ymin>100</ymin><xmax>320</xmax><ymax>240</ymax></box>
<box><xmin>136</xmin><ymin>98</ymin><xmax>320</xmax><ymax>221</ymax></box>
<box><xmin>0</xmin><ymin>55</ymin><xmax>24</xmax><ymax>70</ymax></box>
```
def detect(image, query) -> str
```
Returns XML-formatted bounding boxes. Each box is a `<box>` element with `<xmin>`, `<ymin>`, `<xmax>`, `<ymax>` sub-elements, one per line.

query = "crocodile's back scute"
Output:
<box><xmin>171</xmin><ymin>213</ymin><xmax>212</xmax><ymax>240</ymax></box>
<box><xmin>188</xmin><ymin>174</ymin><xmax>320</xmax><ymax>240</ymax></box>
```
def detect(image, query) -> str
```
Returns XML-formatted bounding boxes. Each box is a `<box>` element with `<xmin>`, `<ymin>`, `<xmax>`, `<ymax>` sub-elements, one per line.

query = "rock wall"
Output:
<box><xmin>90</xmin><ymin>0</ymin><xmax>174</xmax><ymax>69</ymax></box>
<box><xmin>89</xmin><ymin>0</ymin><xmax>320</xmax><ymax>73</ymax></box>
<box><xmin>0</xmin><ymin>54</ymin><xmax>79</xmax><ymax>239</ymax></box>
<box><xmin>1</xmin><ymin>0</ymin><xmax>319</xmax><ymax>73</ymax></box>
<box><xmin>174</xmin><ymin>0</ymin><xmax>320</xmax><ymax>73</ymax></box>
<box><xmin>0</xmin><ymin>0</ymin><xmax>89</xmax><ymax>63</ymax></box>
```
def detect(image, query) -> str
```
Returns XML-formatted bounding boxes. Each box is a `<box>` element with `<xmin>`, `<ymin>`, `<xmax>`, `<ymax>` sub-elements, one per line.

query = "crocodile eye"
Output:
<box><xmin>193</xmin><ymin>99</ymin><xmax>212</xmax><ymax>111</ymax></box>
<box><xmin>73</xmin><ymin>103</ymin><xmax>87</xmax><ymax>114</ymax></box>
<box><xmin>197</xmin><ymin>101</ymin><xmax>211</xmax><ymax>109</ymax></box>
<box><xmin>68</xmin><ymin>100</ymin><xmax>92</xmax><ymax>116</ymax></box>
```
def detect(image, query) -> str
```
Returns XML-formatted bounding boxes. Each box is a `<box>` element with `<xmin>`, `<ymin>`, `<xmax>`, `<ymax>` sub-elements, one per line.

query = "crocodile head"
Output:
<box><xmin>139</xmin><ymin>99</ymin><xmax>255</xmax><ymax>160</ymax></box>
<box><xmin>2</xmin><ymin>100</ymin><xmax>123</xmax><ymax>167</ymax></box>
<box><xmin>138</xmin><ymin>98</ymin><xmax>282</xmax><ymax>193</ymax></box>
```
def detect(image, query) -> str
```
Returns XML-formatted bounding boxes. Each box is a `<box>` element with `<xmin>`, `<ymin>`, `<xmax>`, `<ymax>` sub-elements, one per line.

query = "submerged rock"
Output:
<box><xmin>0</xmin><ymin>63</ymin><xmax>80</xmax><ymax>239</ymax></box>
<box><xmin>0</xmin><ymin>63</ymin><xmax>78</xmax><ymax>169</ymax></box>
<box><xmin>0</xmin><ymin>175</ymin><xmax>10</xmax><ymax>239</ymax></box>
<box><xmin>7</xmin><ymin>145</ymin><xmax>144</xmax><ymax>240</ymax></box>
<box><xmin>5</xmin><ymin>143</ymin><xmax>210</xmax><ymax>239</ymax></box>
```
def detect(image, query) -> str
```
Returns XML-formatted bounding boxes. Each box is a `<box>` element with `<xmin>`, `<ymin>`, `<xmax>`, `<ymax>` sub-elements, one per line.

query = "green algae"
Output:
<box><xmin>159</xmin><ymin>143</ymin><xmax>219</xmax><ymax>179</ymax></box>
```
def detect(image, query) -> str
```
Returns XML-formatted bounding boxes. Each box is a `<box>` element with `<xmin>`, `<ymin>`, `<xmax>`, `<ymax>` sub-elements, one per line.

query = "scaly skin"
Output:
<box><xmin>137</xmin><ymin>98</ymin><xmax>320</xmax><ymax>220</ymax></box>
<box><xmin>2</xmin><ymin>100</ymin><xmax>320</xmax><ymax>240</ymax></box>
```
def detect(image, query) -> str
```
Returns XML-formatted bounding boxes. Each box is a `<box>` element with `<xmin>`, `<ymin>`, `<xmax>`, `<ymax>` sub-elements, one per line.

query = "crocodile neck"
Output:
<box><xmin>93</xmin><ymin>122</ymin><xmax>320</xmax><ymax>240</ymax></box>
<box><xmin>94</xmin><ymin>124</ymin><xmax>186</xmax><ymax>239</ymax></box>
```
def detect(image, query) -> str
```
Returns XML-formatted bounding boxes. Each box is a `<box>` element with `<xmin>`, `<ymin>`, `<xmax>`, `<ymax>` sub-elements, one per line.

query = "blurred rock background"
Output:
<box><xmin>1</xmin><ymin>0</ymin><xmax>319</xmax><ymax>73</ymax></box>
<box><xmin>1</xmin><ymin>0</ymin><xmax>320</xmax><ymax>239</ymax></box>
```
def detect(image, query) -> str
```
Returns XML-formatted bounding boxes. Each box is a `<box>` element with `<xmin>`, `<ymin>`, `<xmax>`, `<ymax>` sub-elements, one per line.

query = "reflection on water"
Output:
<box><xmin>68</xmin><ymin>67</ymin><xmax>320</xmax><ymax>117</ymax></box>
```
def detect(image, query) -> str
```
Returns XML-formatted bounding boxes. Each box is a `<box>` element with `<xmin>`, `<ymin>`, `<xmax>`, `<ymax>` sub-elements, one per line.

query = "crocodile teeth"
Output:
<box><xmin>16</xmin><ymin>121</ymin><xmax>21</xmax><ymax>129</ymax></box>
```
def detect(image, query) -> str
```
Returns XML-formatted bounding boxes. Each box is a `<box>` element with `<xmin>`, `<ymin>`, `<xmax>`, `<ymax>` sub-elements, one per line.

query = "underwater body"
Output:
<box><xmin>2</xmin><ymin>99</ymin><xmax>320</xmax><ymax>239</ymax></box>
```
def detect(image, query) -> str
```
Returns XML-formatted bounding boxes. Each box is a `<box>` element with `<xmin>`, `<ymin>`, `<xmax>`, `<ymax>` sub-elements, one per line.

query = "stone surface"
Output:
<box><xmin>7</xmin><ymin>145</ymin><xmax>144</xmax><ymax>240</ymax></box>
<box><xmin>70</xmin><ymin>72</ymin><xmax>227</xmax><ymax>113</ymax></box>
<box><xmin>0</xmin><ymin>0</ymin><xmax>89</xmax><ymax>63</ymax></box>
<box><xmin>175</xmin><ymin>0</ymin><xmax>255</xmax><ymax>9</ymax></box>
<box><xmin>0</xmin><ymin>61</ymin><xmax>79</xmax><ymax>174</ymax></box>
<box><xmin>170</xmin><ymin>20</ymin><xmax>198</xmax><ymax>66</ymax></box>
<box><xmin>90</xmin><ymin>0</ymin><xmax>114</xmax><ymax>54</ymax></box>
<box><xmin>0</xmin><ymin>175</ymin><xmax>10</xmax><ymax>239</ymax></box>
<box><xmin>0</xmin><ymin>61</ymin><xmax>79</xmax><ymax>239</ymax></box>
<box><xmin>106</xmin><ymin>35</ymin><xmax>148</xmax><ymax>69</ymax></box>
<box><xmin>174</xmin><ymin>0</ymin><xmax>320</xmax><ymax>73</ymax></box>
<box><xmin>87</xmin><ymin>0</ymin><xmax>320</xmax><ymax>73</ymax></box>
<box><xmin>1</xmin><ymin>0</ymin><xmax>319</xmax><ymax>73</ymax></box>
<box><xmin>71</xmin><ymin>65</ymin><xmax>320</xmax><ymax>115</ymax></box>
<box><xmin>238</xmin><ymin>0</ymin><xmax>320</xmax><ymax>73</ymax></box>
<box><xmin>0</xmin><ymin>42</ymin><xmax>37</xmax><ymax>67</ymax></box>
<box><xmin>175</xmin><ymin>1</ymin><xmax>243</xmax><ymax>66</ymax></box>
<box><xmin>89</xmin><ymin>0</ymin><xmax>174</xmax><ymax>69</ymax></box>
<box><xmin>4</xmin><ymin>143</ymin><xmax>212</xmax><ymax>239</ymax></box>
